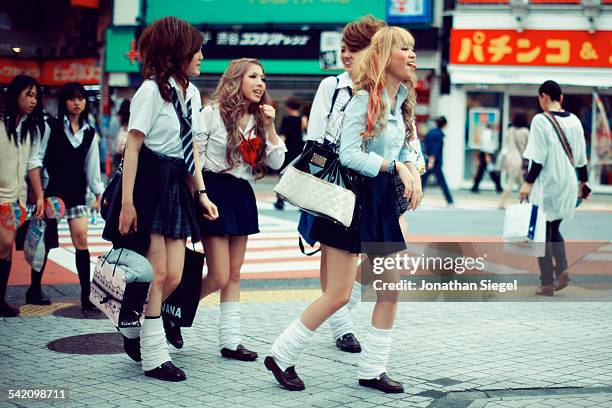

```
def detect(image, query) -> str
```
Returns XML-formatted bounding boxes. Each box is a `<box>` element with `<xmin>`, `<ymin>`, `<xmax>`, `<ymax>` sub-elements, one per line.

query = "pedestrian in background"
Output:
<box><xmin>107</xmin><ymin>16</ymin><xmax>217</xmax><ymax>382</ymax></box>
<box><xmin>195</xmin><ymin>58</ymin><xmax>286</xmax><ymax>361</ymax></box>
<box><xmin>111</xmin><ymin>99</ymin><xmax>130</xmax><ymax>172</ymax></box>
<box><xmin>471</xmin><ymin>122</ymin><xmax>503</xmax><ymax>193</ymax></box>
<box><xmin>274</xmin><ymin>96</ymin><xmax>304</xmax><ymax>210</ymax></box>
<box><xmin>421</xmin><ymin>116</ymin><xmax>454</xmax><ymax>206</ymax></box>
<box><xmin>295</xmin><ymin>15</ymin><xmax>387</xmax><ymax>355</ymax></box>
<box><xmin>0</xmin><ymin>75</ymin><xmax>45</xmax><ymax>317</ymax></box>
<box><xmin>520</xmin><ymin>80</ymin><xmax>590</xmax><ymax>296</ymax></box>
<box><xmin>37</xmin><ymin>82</ymin><xmax>104</xmax><ymax>313</ymax></box>
<box><xmin>498</xmin><ymin>113</ymin><xmax>529</xmax><ymax>208</ymax></box>
<box><xmin>266</xmin><ymin>26</ymin><xmax>423</xmax><ymax>394</ymax></box>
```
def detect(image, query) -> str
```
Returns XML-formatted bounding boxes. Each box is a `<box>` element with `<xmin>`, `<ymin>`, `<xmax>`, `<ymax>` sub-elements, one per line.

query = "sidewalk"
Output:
<box><xmin>2</xmin><ymin>294</ymin><xmax>612</xmax><ymax>407</ymax></box>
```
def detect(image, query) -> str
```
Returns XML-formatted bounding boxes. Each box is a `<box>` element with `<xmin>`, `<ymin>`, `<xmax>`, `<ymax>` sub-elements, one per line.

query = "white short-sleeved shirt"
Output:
<box><xmin>306</xmin><ymin>72</ymin><xmax>353</xmax><ymax>142</ymax></box>
<box><xmin>195</xmin><ymin>105</ymin><xmax>287</xmax><ymax>180</ymax></box>
<box><xmin>129</xmin><ymin>77</ymin><xmax>203</xmax><ymax>159</ymax></box>
<box><xmin>523</xmin><ymin>112</ymin><xmax>587</xmax><ymax>221</ymax></box>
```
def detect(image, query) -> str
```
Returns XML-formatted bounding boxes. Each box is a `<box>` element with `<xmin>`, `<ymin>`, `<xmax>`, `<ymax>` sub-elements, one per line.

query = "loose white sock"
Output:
<box><xmin>219</xmin><ymin>302</ymin><xmax>241</xmax><ymax>351</ymax></box>
<box><xmin>270</xmin><ymin>318</ymin><xmax>314</xmax><ymax>371</ymax></box>
<box><xmin>119</xmin><ymin>326</ymin><xmax>140</xmax><ymax>339</ymax></box>
<box><xmin>347</xmin><ymin>281</ymin><xmax>362</xmax><ymax>310</ymax></box>
<box><xmin>357</xmin><ymin>325</ymin><xmax>393</xmax><ymax>380</ymax></box>
<box><xmin>140</xmin><ymin>317</ymin><xmax>171</xmax><ymax>372</ymax></box>
<box><xmin>327</xmin><ymin>305</ymin><xmax>354</xmax><ymax>340</ymax></box>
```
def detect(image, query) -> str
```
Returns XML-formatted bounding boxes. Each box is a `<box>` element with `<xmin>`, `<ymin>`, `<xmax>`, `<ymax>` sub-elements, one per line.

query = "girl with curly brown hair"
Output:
<box><xmin>192</xmin><ymin>58</ymin><xmax>286</xmax><ymax>361</ymax></box>
<box><xmin>104</xmin><ymin>16</ymin><xmax>218</xmax><ymax>382</ymax></box>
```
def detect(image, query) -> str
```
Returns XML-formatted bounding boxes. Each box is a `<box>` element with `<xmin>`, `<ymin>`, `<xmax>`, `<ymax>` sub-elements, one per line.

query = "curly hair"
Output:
<box><xmin>138</xmin><ymin>17</ymin><xmax>203</xmax><ymax>102</ymax></box>
<box><xmin>353</xmin><ymin>27</ymin><xmax>417</xmax><ymax>143</ymax></box>
<box><xmin>1</xmin><ymin>75</ymin><xmax>44</xmax><ymax>146</ymax></box>
<box><xmin>209</xmin><ymin>58</ymin><xmax>271</xmax><ymax>179</ymax></box>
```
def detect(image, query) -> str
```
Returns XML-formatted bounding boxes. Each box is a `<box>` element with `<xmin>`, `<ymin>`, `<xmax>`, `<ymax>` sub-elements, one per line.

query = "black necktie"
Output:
<box><xmin>171</xmin><ymin>88</ymin><xmax>195</xmax><ymax>175</ymax></box>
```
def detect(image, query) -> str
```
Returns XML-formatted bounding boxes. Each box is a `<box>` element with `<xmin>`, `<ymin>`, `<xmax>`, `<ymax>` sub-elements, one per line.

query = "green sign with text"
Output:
<box><xmin>145</xmin><ymin>0</ymin><xmax>385</xmax><ymax>25</ymax></box>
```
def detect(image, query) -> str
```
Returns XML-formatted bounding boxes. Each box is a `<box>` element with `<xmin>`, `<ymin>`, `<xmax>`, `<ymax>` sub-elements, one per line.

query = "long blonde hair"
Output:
<box><xmin>209</xmin><ymin>58</ymin><xmax>270</xmax><ymax>179</ymax></box>
<box><xmin>353</xmin><ymin>26</ymin><xmax>417</xmax><ymax>142</ymax></box>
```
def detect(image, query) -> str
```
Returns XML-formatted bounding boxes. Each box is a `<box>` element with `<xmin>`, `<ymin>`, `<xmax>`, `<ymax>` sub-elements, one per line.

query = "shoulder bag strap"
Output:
<box><xmin>327</xmin><ymin>76</ymin><xmax>341</xmax><ymax>118</ymax></box>
<box><xmin>542</xmin><ymin>111</ymin><xmax>575</xmax><ymax>168</ymax></box>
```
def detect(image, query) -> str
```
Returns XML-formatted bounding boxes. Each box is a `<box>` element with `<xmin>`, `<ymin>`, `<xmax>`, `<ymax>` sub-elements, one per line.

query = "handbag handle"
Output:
<box><xmin>318</xmin><ymin>96</ymin><xmax>353</xmax><ymax>147</ymax></box>
<box><xmin>101</xmin><ymin>247</ymin><xmax>124</xmax><ymax>277</ymax></box>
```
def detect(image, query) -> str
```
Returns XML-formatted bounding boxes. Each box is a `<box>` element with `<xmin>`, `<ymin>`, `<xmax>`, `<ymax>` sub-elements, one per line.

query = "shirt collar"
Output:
<box><xmin>239</xmin><ymin>115</ymin><xmax>256</xmax><ymax>136</ymax></box>
<box><xmin>169</xmin><ymin>76</ymin><xmax>194</xmax><ymax>104</ymax></box>
<box><xmin>337</xmin><ymin>71</ymin><xmax>353</xmax><ymax>90</ymax></box>
<box><xmin>63</xmin><ymin>115</ymin><xmax>90</xmax><ymax>132</ymax></box>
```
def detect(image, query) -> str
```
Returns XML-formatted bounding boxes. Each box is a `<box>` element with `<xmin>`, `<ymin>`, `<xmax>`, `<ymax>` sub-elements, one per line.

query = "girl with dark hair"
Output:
<box><xmin>191</xmin><ymin>58</ymin><xmax>286</xmax><ymax>360</ymax></box>
<box><xmin>0</xmin><ymin>75</ymin><xmax>45</xmax><ymax>317</ymax></box>
<box><xmin>36</xmin><ymin>82</ymin><xmax>103</xmax><ymax>314</ymax></box>
<box><xmin>112</xmin><ymin>99</ymin><xmax>131</xmax><ymax>171</ymax></box>
<box><xmin>103</xmin><ymin>16</ymin><xmax>217</xmax><ymax>382</ymax></box>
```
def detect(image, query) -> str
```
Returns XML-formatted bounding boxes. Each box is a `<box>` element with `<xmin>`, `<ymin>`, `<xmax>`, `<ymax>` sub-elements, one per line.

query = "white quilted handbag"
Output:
<box><xmin>274</xmin><ymin>98</ymin><xmax>360</xmax><ymax>228</ymax></box>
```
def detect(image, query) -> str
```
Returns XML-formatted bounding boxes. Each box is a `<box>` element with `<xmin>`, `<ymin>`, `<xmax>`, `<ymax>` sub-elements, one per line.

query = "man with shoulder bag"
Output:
<box><xmin>519</xmin><ymin>80</ymin><xmax>591</xmax><ymax>296</ymax></box>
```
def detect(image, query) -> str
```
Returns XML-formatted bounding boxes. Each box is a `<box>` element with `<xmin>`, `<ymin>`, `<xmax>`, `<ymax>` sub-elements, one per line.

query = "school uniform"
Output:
<box><xmin>310</xmin><ymin>85</ymin><xmax>423</xmax><ymax>255</ymax></box>
<box><xmin>297</xmin><ymin>72</ymin><xmax>353</xmax><ymax>246</ymax></box>
<box><xmin>195</xmin><ymin>105</ymin><xmax>286</xmax><ymax>237</ymax></box>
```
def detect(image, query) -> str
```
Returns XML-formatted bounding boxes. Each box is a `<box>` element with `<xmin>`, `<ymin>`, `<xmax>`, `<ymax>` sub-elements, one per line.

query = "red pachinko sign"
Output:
<box><xmin>450</xmin><ymin>29</ymin><xmax>612</xmax><ymax>68</ymax></box>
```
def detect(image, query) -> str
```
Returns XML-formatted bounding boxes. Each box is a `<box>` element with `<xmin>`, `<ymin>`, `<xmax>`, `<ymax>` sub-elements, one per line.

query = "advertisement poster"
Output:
<box><xmin>468</xmin><ymin>108</ymin><xmax>501</xmax><ymax>152</ymax></box>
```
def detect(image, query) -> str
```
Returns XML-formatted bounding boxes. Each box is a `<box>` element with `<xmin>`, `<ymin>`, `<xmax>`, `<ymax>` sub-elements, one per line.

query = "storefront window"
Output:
<box><xmin>592</xmin><ymin>93</ymin><xmax>612</xmax><ymax>186</ymax></box>
<box><xmin>464</xmin><ymin>91</ymin><xmax>504</xmax><ymax>181</ymax></box>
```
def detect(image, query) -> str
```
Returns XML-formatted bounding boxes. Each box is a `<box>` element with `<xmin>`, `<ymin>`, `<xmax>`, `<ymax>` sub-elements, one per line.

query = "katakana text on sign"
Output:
<box><xmin>450</xmin><ymin>29</ymin><xmax>612</xmax><ymax>68</ymax></box>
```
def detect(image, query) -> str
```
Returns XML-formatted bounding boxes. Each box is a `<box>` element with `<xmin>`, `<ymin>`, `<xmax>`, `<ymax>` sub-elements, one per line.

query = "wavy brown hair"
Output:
<box><xmin>353</xmin><ymin>27</ymin><xmax>417</xmax><ymax>142</ymax></box>
<box><xmin>209</xmin><ymin>58</ymin><xmax>271</xmax><ymax>179</ymax></box>
<box><xmin>342</xmin><ymin>15</ymin><xmax>387</xmax><ymax>52</ymax></box>
<box><xmin>138</xmin><ymin>17</ymin><xmax>203</xmax><ymax>102</ymax></box>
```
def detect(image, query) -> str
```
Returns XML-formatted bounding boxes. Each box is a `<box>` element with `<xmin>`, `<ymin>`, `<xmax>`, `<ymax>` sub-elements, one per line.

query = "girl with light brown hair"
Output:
<box><xmin>192</xmin><ymin>58</ymin><xmax>286</xmax><ymax>361</ymax></box>
<box><xmin>266</xmin><ymin>26</ymin><xmax>423</xmax><ymax>394</ymax></box>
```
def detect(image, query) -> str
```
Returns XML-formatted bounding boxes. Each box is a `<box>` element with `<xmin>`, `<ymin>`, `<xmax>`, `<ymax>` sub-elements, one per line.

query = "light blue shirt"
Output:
<box><xmin>339</xmin><ymin>83</ymin><xmax>419</xmax><ymax>178</ymax></box>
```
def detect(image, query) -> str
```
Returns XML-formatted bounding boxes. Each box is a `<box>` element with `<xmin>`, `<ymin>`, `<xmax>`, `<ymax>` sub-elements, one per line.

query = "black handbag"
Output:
<box><xmin>161</xmin><ymin>247</ymin><xmax>205</xmax><ymax>327</ymax></box>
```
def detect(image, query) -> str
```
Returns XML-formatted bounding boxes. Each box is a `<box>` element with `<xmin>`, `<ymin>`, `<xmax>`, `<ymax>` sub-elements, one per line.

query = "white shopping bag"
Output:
<box><xmin>503</xmin><ymin>203</ymin><xmax>546</xmax><ymax>257</ymax></box>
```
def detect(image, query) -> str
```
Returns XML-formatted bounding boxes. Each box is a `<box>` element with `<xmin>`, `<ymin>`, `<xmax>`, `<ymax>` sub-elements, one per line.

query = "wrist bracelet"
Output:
<box><xmin>389</xmin><ymin>160</ymin><xmax>395</xmax><ymax>175</ymax></box>
<box><xmin>196</xmin><ymin>189</ymin><xmax>207</xmax><ymax>198</ymax></box>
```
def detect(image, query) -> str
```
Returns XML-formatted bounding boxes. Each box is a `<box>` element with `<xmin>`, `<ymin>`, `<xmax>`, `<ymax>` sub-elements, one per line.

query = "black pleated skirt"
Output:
<box><xmin>310</xmin><ymin>173</ymin><xmax>405</xmax><ymax>255</ymax></box>
<box><xmin>199</xmin><ymin>171</ymin><xmax>259</xmax><ymax>237</ymax></box>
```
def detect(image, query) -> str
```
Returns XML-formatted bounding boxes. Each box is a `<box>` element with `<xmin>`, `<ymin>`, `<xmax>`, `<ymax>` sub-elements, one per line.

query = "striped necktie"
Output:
<box><xmin>171</xmin><ymin>88</ymin><xmax>195</xmax><ymax>175</ymax></box>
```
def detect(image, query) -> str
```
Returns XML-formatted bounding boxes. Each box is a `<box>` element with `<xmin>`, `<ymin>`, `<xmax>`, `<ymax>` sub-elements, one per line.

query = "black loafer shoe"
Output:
<box><xmin>122</xmin><ymin>335</ymin><xmax>142</xmax><ymax>362</ymax></box>
<box><xmin>81</xmin><ymin>298</ymin><xmax>100</xmax><ymax>314</ymax></box>
<box><xmin>359</xmin><ymin>373</ymin><xmax>404</xmax><ymax>394</ymax></box>
<box><xmin>264</xmin><ymin>356</ymin><xmax>305</xmax><ymax>391</ymax></box>
<box><xmin>144</xmin><ymin>361</ymin><xmax>186</xmax><ymax>382</ymax></box>
<box><xmin>25</xmin><ymin>288</ymin><xmax>52</xmax><ymax>306</ymax></box>
<box><xmin>0</xmin><ymin>301</ymin><xmax>19</xmax><ymax>317</ymax></box>
<box><xmin>221</xmin><ymin>344</ymin><xmax>258</xmax><ymax>361</ymax></box>
<box><xmin>163</xmin><ymin>318</ymin><xmax>183</xmax><ymax>349</ymax></box>
<box><xmin>336</xmin><ymin>333</ymin><xmax>361</xmax><ymax>353</ymax></box>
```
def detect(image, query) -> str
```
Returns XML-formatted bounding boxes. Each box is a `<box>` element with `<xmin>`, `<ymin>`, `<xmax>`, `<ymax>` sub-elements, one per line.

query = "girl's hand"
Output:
<box><xmin>119</xmin><ymin>202</ymin><xmax>137</xmax><ymax>235</ymax></box>
<box><xmin>519</xmin><ymin>182</ymin><xmax>532</xmax><ymax>202</ymax></box>
<box><xmin>91</xmin><ymin>196</ymin><xmax>101</xmax><ymax>213</ymax></box>
<box><xmin>260</xmin><ymin>104</ymin><xmax>276</xmax><ymax>129</ymax></box>
<box><xmin>397</xmin><ymin>162</ymin><xmax>423</xmax><ymax>210</ymax></box>
<box><xmin>199</xmin><ymin>194</ymin><xmax>219</xmax><ymax>221</ymax></box>
<box><xmin>34</xmin><ymin>197</ymin><xmax>44</xmax><ymax>219</ymax></box>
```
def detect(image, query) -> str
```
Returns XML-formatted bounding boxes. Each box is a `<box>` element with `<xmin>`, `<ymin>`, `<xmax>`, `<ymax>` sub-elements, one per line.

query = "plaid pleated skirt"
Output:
<box><xmin>150</xmin><ymin>177</ymin><xmax>198</xmax><ymax>240</ymax></box>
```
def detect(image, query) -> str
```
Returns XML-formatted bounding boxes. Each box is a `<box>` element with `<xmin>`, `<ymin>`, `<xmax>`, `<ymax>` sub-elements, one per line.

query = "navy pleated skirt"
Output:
<box><xmin>199</xmin><ymin>171</ymin><xmax>259</xmax><ymax>237</ymax></box>
<box><xmin>310</xmin><ymin>173</ymin><xmax>405</xmax><ymax>255</ymax></box>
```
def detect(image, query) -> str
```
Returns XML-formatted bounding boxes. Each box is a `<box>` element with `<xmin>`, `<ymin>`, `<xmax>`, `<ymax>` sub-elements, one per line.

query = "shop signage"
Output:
<box><xmin>0</xmin><ymin>59</ymin><xmax>41</xmax><ymax>84</ymax></box>
<box><xmin>386</xmin><ymin>0</ymin><xmax>432</xmax><ymax>24</ymax></box>
<box><xmin>146</xmin><ymin>0</ymin><xmax>386</xmax><ymax>25</ymax></box>
<box><xmin>42</xmin><ymin>58</ymin><xmax>101</xmax><ymax>85</ymax></box>
<box><xmin>450</xmin><ymin>29</ymin><xmax>612</xmax><ymax>68</ymax></box>
<box><xmin>0</xmin><ymin>58</ymin><xmax>100</xmax><ymax>85</ymax></box>
<box><xmin>202</xmin><ymin>29</ymin><xmax>317</xmax><ymax>59</ymax></box>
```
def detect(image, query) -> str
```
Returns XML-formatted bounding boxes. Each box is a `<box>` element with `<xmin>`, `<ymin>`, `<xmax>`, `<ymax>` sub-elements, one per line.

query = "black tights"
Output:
<box><xmin>537</xmin><ymin>219</ymin><xmax>567</xmax><ymax>286</ymax></box>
